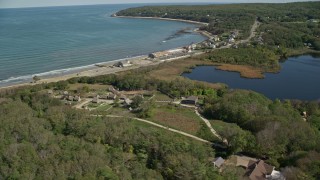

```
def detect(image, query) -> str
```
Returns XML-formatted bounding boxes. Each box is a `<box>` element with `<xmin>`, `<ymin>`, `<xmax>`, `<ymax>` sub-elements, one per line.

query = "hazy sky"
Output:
<box><xmin>0</xmin><ymin>0</ymin><xmax>315</xmax><ymax>8</ymax></box>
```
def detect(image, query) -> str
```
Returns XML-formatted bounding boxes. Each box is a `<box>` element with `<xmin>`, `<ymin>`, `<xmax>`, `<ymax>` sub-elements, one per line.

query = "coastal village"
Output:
<box><xmin>41</xmin><ymin>20</ymin><xmax>288</xmax><ymax>178</ymax></box>
<box><xmin>2</xmin><ymin>2</ymin><xmax>320</xmax><ymax>179</ymax></box>
<box><xmin>14</xmin><ymin>15</ymin><xmax>287</xmax><ymax>180</ymax></box>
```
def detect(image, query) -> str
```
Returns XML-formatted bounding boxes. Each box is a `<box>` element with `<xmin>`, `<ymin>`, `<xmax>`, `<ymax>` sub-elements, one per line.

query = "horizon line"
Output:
<box><xmin>0</xmin><ymin>1</ymin><xmax>314</xmax><ymax>10</ymax></box>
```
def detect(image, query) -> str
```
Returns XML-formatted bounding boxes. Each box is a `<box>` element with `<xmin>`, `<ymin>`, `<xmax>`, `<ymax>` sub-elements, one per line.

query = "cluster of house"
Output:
<box><xmin>195</xmin><ymin>31</ymin><xmax>240</xmax><ymax>50</ymax></box>
<box><xmin>228</xmin><ymin>31</ymin><xmax>238</xmax><ymax>44</ymax></box>
<box><xmin>49</xmin><ymin>90</ymin><xmax>81</xmax><ymax>101</ymax></box>
<box><xmin>61</xmin><ymin>91</ymin><xmax>81</xmax><ymax>102</ymax></box>
<box><xmin>213</xmin><ymin>156</ymin><xmax>285</xmax><ymax>180</ymax></box>
<box><xmin>90</xmin><ymin>87</ymin><xmax>133</xmax><ymax>106</ymax></box>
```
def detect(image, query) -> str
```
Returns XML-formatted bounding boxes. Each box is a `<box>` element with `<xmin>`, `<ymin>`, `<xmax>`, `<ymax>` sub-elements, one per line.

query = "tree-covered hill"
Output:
<box><xmin>116</xmin><ymin>2</ymin><xmax>320</xmax><ymax>49</ymax></box>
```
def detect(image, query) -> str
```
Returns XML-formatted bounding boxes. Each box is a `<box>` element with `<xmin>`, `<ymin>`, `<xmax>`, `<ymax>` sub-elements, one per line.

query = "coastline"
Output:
<box><xmin>0</xmin><ymin>50</ymin><xmax>206</xmax><ymax>91</ymax></box>
<box><xmin>0</xmin><ymin>16</ymin><xmax>211</xmax><ymax>91</ymax></box>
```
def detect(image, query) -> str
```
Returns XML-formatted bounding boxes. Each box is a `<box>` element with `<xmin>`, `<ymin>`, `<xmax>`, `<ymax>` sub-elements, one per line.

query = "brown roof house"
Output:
<box><xmin>213</xmin><ymin>157</ymin><xmax>225</xmax><ymax>168</ymax></box>
<box><xmin>245</xmin><ymin>160</ymin><xmax>285</xmax><ymax>180</ymax></box>
<box><xmin>181</xmin><ymin>96</ymin><xmax>198</xmax><ymax>105</ymax></box>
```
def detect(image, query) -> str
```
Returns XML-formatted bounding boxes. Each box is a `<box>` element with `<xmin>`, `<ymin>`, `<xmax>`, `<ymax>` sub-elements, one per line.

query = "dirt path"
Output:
<box><xmin>74</xmin><ymin>98</ymin><xmax>92</xmax><ymax>109</ymax></box>
<box><xmin>237</xmin><ymin>18</ymin><xmax>260</xmax><ymax>44</ymax></box>
<box><xmin>133</xmin><ymin>117</ymin><xmax>211</xmax><ymax>143</ymax></box>
<box><xmin>195</xmin><ymin>109</ymin><xmax>223</xmax><ymax>140</ymax></box>
<box><xmin>92</xmin><ymin>114</ymin><xmax>211</xmax><ymax>144</ymax></box>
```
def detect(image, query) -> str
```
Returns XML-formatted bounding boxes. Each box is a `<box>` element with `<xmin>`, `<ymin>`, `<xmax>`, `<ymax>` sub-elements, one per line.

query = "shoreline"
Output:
<box><xmin>0</xmin><ymin>16</ymin><xmax>211</xmax><ymax>91</ymax></box>
<box><xmin>114</xmin><ymin>15</ymin><xmax>209</xmax><ymax>26</ymax></box>
<box><xmin>0</xmin><ymin>49</ymin><xmax>206</xmax><ymax>91</ymax></box>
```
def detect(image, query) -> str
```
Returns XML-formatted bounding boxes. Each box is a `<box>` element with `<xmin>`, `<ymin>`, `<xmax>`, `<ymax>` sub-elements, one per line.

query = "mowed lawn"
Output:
<box><xmin>149</xmin><ymin>105</ymin><xmax>202</xmax><ymax>135</ymax></box>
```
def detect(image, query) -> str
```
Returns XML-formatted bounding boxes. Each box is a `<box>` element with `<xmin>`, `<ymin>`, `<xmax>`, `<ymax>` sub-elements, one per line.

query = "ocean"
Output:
<box><xmin>0</xmin><ymin>4</ymin><xmax>206</xmax><ymax>87</ymax></box>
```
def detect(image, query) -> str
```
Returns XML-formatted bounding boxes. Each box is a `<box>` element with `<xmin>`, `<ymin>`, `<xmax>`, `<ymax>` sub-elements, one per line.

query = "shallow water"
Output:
<box><xmin>182</xmin><ymin>55</ymin><xmax>320</xmax><ymax>100</ymax></box>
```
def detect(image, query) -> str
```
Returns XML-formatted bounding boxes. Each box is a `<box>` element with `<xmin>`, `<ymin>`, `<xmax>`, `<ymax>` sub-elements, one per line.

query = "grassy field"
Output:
<box><xmin>149</xmin><ymin>105</ymin><xmax>201</xmax><ymax>134</ymax></box>
<box><xmin>147</xmin><ymin>57</ymin><xmax>224</xmax><ymax>89</ymax></box>
<box><xmin>148</xmin><ymin>57</ymin><xmax>213</xmax><ymax>81</ymax></box>
<box><xmin>154</xmin><ymin>91</ymin><xmax>172</xmax><ymax>101</ymax></box>
<box><xmin>148</xmin><ymin>104</ymin><xmax>218</xmax><ymax>141</ymax></box>
<box><xmin>106</xmin><ymin>106</ymin><xmax>133</xmax><ymax>117</ymax></box>
<box><xmin>95</xmin><ymin>104</ymin><xmax>112</xmax><ymax>111</ymax></box>
<box><xmin>209</xmin><ymin>120</ymin><xmax>230</xmax><ymax>134</ymax></box>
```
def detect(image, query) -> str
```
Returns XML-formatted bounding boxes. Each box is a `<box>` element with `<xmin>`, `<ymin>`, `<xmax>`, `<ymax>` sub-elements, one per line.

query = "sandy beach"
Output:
<box><xmin>0</xmin><ymin>50</ymin><xmax>205</xmax><ymax>91</ymax></box>
<box><xmin>0</xmin><ymin>16</ymin><xmax>211</xmax><ymax>91</ymax></box>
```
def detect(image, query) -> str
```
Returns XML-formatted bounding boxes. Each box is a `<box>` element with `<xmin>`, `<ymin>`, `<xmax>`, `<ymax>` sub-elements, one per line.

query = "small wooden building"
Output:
<box><xmin>181</xmin><ymin>96</ymin><xmax>198</xmax><ymax>105</ymax></box>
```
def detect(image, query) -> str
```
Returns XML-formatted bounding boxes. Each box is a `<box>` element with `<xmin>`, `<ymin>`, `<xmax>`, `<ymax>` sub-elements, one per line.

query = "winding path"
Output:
<box><xmin>92</xmin><ymin>114</ymin><xmax>211</xmax><ymax>144</ymax></box>
<box><xmin>74</xmin><ymin>98</ymin><xmax>92</xmax><ymax>109</ymax></box>
<box><xmin>195</xmin><ymin>109</ymin><xmax>223</xmax><ymax>141</ymax></box>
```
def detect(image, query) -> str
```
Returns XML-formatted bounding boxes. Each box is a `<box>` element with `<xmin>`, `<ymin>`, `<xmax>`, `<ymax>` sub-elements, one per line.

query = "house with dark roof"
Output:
<box><xmin>181</xmin><ymin>96</ymin><xmax>198</xmax><ymax>105</ymax></box>
<box><xmin>245</xmin><ymin>160</ymin><xmax>275</xmax><ymax>180</ymax></box>
<box><xmin>213</xmin><ymin>157</ymin><xmax>225</xmax><ymax>168</ymax></box>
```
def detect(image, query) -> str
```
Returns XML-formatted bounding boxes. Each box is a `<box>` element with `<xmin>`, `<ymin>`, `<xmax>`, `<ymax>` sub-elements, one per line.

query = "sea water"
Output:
<box><xmin>0</xmin><ymin>4</ymin><xmax>206</xmax><ymax>86</ymax></box>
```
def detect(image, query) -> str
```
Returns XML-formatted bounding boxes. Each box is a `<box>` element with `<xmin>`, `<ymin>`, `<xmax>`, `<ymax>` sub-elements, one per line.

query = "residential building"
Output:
<box><xmin>213</xmin><ymin>157</ymin><xmax>225</xmax><ymax>168</ymax></box>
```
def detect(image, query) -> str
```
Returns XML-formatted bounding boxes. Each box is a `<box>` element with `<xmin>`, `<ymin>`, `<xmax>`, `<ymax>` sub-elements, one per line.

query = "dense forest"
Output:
<box><xmin>206</xmin><ymin>46</ymin><xmax>280</xmax><ymax>71</ymax></box>
<box><xmin>0</xmin><ymin>90</ymin><xmax>221</xmax><ymax>179</ymax></box>
<box><xmin>117</xmin><ymin>2</ymin><xmax>320</xmax><ymax>50</ymax></box>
